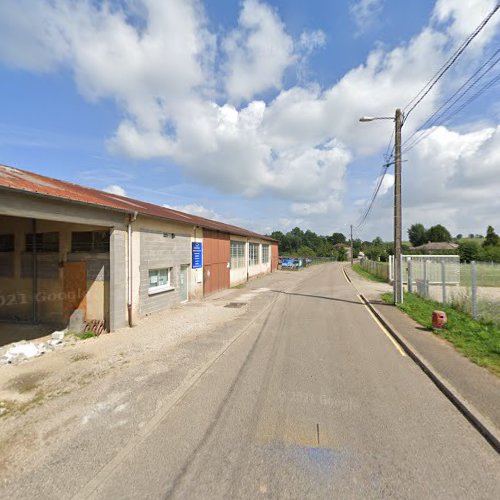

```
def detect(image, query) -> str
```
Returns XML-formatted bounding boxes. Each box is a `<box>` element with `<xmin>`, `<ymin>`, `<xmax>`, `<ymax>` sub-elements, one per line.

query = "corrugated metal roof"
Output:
<box><xmin>0</xmin><ymin>164</ymin><xmax>276</xmax><ymax>242</ymax></box>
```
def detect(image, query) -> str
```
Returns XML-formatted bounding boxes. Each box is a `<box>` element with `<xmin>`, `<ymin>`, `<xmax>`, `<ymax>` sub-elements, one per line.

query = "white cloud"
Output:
<box><xmin>163</xmin><ymin>202</ymin><xmax>220</xmax><ymax>220</ymax></box>
<box><xmin>350</xmin><ymin>0</ymin><xmax>385</xmax><ymax>35</ymax></box>
<box><xmin>222</xmin><ymin>0</ymin><xmax>294</xmax><ymax>102</ymax></box>
<box><xmin>103</xmin><ymin>184</ymin><xmax>127</xmax><ymax>197</ymax></box>
<box><xmin>0</xmin><ymin>0</ymin><xmax>499</xmax><ymax>238</ymax></box>
<box><xmin>433</xmin><ymin>0</ymin><xmax>500</xmax><ymax>46</ymax></box>
<box><xmin>363</xmin><ymin>124</ymin><xmax>500</xmax><ymax>238</ymax></box>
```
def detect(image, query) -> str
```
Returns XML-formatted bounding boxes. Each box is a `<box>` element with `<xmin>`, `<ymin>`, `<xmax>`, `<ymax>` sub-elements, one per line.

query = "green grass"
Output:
<box><xmin>351</xmin><ymin>264</ymin><xmax>388</xmax><ymax>283</ymax></box>
<box><xmin>382</xmin><ymin>292</ymin><xmax>500</xmax><ymax>377</ymax></box>
<box><xmin>460</xmin><ymin>263</ymin><xmax>500</xmax><ymax>287</ymax></box>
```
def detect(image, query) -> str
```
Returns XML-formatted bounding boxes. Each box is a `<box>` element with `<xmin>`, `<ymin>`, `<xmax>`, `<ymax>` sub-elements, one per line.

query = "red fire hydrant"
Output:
<box><xmin>432</xmin><ymin>311</ymin><xmax>447</xmax><ymax>330</ymax></box>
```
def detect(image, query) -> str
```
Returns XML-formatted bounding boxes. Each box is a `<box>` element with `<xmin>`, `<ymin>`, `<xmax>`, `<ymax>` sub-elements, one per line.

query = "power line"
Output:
<box><xmin>403</xmin><ymin>4</ymin><xmax>500</xmax><ymax>121</ymax></box>
<box><xmin>354</xmin><ymin>162</ymin><xmax>390</xmax><ymax>230</ymax></box>
<box><xmin>402</xmin><ymin>48</ymin><xmax>500</xmax><ymax>151</ymax></box>
<box><xmin>404</xmin><ymin>71</ymin><xmax>500</xmax><ymax>153</ymax></box>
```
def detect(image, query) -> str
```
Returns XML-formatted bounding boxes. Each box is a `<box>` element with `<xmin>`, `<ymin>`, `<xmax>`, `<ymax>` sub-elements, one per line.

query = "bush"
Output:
<box><xmin>479</xmin><ymin>245</ymin><xmax>500</xmax><ymax>263</ymax></box>
<box><xmin>458</xmin><ymin>241</ymin><xmax>480</xmax><ymax>262</ymax></box>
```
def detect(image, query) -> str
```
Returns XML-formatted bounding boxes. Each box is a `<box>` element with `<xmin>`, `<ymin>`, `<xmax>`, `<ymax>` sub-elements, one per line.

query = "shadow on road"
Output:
<box><xmin>271</xmin><ymin>290</ymin><xmax>363</xmax><ymax>306</ymax></box>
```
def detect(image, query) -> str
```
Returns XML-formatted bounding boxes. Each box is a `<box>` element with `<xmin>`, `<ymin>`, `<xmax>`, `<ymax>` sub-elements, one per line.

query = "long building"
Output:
<box><xmin>0</xmin><ymin>165</ymin><xmax>278</xmax><ymax>333</ymax></box>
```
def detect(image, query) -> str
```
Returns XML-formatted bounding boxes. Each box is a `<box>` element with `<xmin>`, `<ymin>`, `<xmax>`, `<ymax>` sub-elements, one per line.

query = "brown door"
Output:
<box><xmin>63</xmin><ymin>261</ymin><xmax>87</xmax><ymax>320</ymax></box>
<box><xmin>271</xmin><ymin>243</ymin><xmax>279</xmax><ymax>271</ymax></box>
<box><xmin>203</xmin><ymin>231</ymin><xmax>230</xmax><ymax>295</ymax></box>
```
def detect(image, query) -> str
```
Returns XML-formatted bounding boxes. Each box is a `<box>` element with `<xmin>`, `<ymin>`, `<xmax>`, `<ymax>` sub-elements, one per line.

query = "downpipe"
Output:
<box><xmin>127</xmin><ymin>211</ymin><xmax>138</xmax><ymax>327</ymax></box>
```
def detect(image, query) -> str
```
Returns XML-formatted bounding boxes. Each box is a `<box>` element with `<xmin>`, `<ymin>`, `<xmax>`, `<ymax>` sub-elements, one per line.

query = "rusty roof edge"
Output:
<box><xmin>0</xmin><ymin>177</ymin><xmax>277</xmax><ymax>242</ymax></box>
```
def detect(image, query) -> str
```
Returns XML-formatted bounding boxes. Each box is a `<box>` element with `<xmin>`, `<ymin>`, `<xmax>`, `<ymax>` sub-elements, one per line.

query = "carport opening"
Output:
<box><xmin>0</xmin><ymin>215</ymin><xmax>110</xmax><ymax>346</ymax></box>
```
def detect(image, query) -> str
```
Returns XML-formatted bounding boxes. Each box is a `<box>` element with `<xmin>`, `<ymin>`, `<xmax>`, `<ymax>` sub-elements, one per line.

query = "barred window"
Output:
<box><xmin>71</xmin><ymin>231</ymin><xmax>110</xmax><ymax>253</ymax></box>
<box><xmin>25</xmin><ymin>232</ymin><xmax>59</xmax><ymax>253</ymax></box>
<box><xmin>249</xmin><ymin>243</ymin><xmax>259</xmax><ymax>266</ymax></box>
<box><xmin>262</xmin><ymin>244</ymin><xmax>270</xmax><ymax>263</ymax></box>
<box><xmin>0</xmin><ymin>234</ymin><xmax>14</xmax><ymax>252</ymax></box>
<box><xmin>230</xmin><ymin>241</ymin><xmax>246</xmax><ymax>269</ymax></box>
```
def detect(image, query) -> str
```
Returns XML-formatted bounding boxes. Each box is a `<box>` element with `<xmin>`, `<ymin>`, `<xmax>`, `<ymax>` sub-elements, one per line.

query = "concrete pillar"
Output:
<box><xmin>109</xmin><ymin>227</ymin><xmax>128</xmax><ymax>330</ymax></box>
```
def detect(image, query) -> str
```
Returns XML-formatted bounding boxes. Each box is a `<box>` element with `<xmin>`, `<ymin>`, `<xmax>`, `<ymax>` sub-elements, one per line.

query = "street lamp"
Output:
<box><xmin>359</xmin><ymin>109</ymin><xmax>403</xmax><ymax>305</ymax></box>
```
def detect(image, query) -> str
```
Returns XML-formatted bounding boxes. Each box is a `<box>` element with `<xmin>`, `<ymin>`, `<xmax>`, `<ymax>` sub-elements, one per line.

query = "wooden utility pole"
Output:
<box><xmin>350</xmin><ymin>224</ymin><xmax>354</xmax><ymax>266</ymax></box>
<box><xmin>394</xmin><ymin>109</ymin><xmax>403</xmax><ymax>305</ymax></box>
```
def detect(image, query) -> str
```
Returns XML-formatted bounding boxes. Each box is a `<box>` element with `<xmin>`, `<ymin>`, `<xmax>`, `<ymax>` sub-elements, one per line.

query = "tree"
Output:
<box><xmin>372</xmin><ymin>236</ymin><xmax>383</xmax><ymax>245</ymax></box>
<box><xmin>330</xmin><ymin>232</ymin><xmax>346</xmax><ymax>245</ymax></box>
<box><xmin>297</xmin><ymin>245</ymin><xmax>315</xmax><ymax>258</ymax></box>
<box><xmin>336</xmin><ymin>247</ymin><xmax>347</xmax><ymax>262</ymax></box>
<box><xmin>426</xmin><ymin>224</ymin><xmax>452</xmax><ymax>242</ymax></box>
<box><xmin>483</xmin><ymin>225</ymin><xmax>499</xmax><ymax>247</ymax></box>
<box><xmin>408</xmin><ymin>223</ymin><xmax>427</xmax><ymax>247</ymax></box>
<box><xmin>456</xmin><ymin>234</ymin><xmax>463</xmax><ymax>240</ymax></box>
<box><xmin>458</xmin><ymin>241</ymin><xmax>480</xmax><ymax>263</ymax></box>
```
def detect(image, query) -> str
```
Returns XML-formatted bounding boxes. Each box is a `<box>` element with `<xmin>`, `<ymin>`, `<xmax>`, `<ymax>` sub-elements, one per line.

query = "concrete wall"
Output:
<box><xmin>248</xmin><ymin>238</ymin><xmax>272</xmax><ymax>279</ymax></box>
<box><xmin>229</xmin><ymin>236</ymin><xmax>273</xmax><ymax>286</ymax></box>
<box><xmin>229</xmin><ymin>235</ymin><xmax>248</xmax><ymax>287</ymax></box>
<box><xmin>0</xmin><ymin>215</ymin><xmax>111</xmax><ymax>327</ymax></box>
<box><xmin>133</xmin><ymin>216</ymin><xmax>202</xmax><ymax>318</ymax></box>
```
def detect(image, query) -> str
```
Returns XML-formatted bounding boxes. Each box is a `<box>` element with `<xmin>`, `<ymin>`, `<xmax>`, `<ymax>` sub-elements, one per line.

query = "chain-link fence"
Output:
<box><xmin>405</xmin><ymin>259</ymin><xmax>500</xmax><ymax>327</ymax></box>
<box><xmin>359</xmin><ymin>258</ymin><xmax>389</xmax><ymax>281</ymax></box>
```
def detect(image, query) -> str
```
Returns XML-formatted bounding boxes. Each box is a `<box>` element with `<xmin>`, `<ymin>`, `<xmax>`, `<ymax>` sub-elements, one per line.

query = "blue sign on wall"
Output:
<box><xmin>192</xmin><ymin>242</ymin><xmax>203</xmax><ymax>269</ymax></box>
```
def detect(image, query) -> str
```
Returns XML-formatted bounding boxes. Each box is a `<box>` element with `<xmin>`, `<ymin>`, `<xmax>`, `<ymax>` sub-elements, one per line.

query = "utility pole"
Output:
<box><xmin>350</xmin><ymin>224</ymin><xmax>354</xmax><ymax>266</ymax></box>
<box><xmin>394</xmin><ymin>108</ymin><xmax>403</xmax><ymax>305</ymax></box>
<box><xmin>359</xmin><ymin>110</ymin><xmax>404</xmax><ymax>305</ymax></box>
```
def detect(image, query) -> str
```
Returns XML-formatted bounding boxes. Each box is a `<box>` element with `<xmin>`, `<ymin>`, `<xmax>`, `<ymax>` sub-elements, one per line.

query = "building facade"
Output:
<box><xmin>0</xmin><ymin>165</ymin><xmax>278</xmax><ymax>335</ymax></box>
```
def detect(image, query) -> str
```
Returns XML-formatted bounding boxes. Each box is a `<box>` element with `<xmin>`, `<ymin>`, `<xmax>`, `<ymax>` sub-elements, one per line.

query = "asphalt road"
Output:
<box><xmin>59</xmin><ymin>264</ymin><xmax>500</xmax><ymax>498</ymax></box>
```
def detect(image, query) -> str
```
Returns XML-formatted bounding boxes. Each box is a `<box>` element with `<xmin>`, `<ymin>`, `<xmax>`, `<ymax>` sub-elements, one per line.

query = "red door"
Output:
<box><xmin>271</xmin><ymin>242</ymin><xmax>279</xmax><ymax>271</ymax></box>
<box><xmin>203</xmin><ymin>231</ymin><xmax>230</xmax><ymax>295</ymax></box>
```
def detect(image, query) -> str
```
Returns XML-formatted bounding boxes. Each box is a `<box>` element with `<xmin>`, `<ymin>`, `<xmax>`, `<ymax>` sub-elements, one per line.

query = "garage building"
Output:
<box><xmin>0</xmin><ymin>165</ymin><xmax>278</xmax><ymax>339</ymax></box>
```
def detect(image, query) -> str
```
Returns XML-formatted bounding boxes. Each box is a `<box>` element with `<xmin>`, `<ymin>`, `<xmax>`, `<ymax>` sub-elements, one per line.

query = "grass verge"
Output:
<box><xmin>351</xmin><ymin>264</ymin><xmax>387</xmax><ymax>283</ymax></box>
<box><xmin>382</xmin><ymin>292</ymin><xmax>500</xmax><ymax>377</ymax></box>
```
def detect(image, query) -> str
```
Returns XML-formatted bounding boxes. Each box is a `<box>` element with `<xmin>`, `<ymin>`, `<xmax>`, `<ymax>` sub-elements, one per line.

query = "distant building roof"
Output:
<box><xmin>411</xmin><ymin>241</ymin><xmax>459</xmax><ymax>251</ymax></box>
<box><xmin>0</xmin><ymin>164</ymin><xmax>275</xmax><ymax>242</ymax></box>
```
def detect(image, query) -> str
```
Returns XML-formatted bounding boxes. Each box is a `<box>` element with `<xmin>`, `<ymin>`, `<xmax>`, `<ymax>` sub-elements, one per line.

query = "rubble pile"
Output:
<box><xmin>0</xmin><ymin>330</ymin><xmax>67</xmax><ymax>365</ymax></box>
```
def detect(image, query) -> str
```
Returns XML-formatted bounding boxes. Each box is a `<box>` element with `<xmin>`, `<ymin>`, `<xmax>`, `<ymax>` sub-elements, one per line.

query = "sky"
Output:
<box><xmin>0</xmin><ymin>0</ymin><xmax>499</xmax><ymax>241</ymax></box>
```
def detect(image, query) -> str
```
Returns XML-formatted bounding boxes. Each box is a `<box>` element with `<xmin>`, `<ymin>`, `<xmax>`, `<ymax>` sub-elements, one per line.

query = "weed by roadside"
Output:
<box><xmin>351</xmin><ymin>264</ymin><xmax>387</xmax><ymax>283</ymax></box>
<box><xmin>71</xmin><ymin>352</ymin><xmax>92</xmax><ymax>362</ymax></box>
<box><xmin>382</xmin><ymin>292</ymin><xmax>500</xmax><ymax>377</ymax></box>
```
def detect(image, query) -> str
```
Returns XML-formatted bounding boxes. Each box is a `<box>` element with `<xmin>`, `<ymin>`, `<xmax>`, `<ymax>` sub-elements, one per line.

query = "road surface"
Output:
<box><xmin>9</xmin><ymin>263</ymin><xmax>500</xmax><ymax>498</ymax></box>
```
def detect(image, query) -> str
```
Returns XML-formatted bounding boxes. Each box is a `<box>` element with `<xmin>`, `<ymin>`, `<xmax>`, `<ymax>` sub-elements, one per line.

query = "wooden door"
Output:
<box><xmin>63</xmin><ymin>261</ymin><xmax>87</xmax><ymax>320</ymax></box>
<box><xmin>203</xmin><ymin>231</ymin><xmax>230</xmax><ymax>295</ymax></box>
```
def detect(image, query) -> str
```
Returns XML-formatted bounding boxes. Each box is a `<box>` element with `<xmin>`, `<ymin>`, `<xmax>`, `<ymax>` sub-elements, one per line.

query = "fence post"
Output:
<box><xmin>471</xmin><ymin>260</ymin><xmax>477</xmax><ymax>320</ymax></box>
<box><xmin>407</xmin><ymin>257</ymin><xmax>413</xmax><ymax>294</ymax></box>
<box><xmin>424</xmin><ymin>260</ymin><xmax>429</xmax><ymax>298</ymax></box>
<box><xmin>441</xmin><ymin>260</ymin><xmax>447</xmax><ymax>305</ymax></box>
<box><xmin>389</xmin><ymin>255</ymin><xmax>393</xmax><ymax>282</ymax></box>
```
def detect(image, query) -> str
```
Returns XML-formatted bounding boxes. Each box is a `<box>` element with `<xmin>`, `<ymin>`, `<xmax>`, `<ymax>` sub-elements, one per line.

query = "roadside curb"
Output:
<box><xmin>344</xmin><ymin>266</ymin><xmax>500</xmax><ymax>454</ymax></box>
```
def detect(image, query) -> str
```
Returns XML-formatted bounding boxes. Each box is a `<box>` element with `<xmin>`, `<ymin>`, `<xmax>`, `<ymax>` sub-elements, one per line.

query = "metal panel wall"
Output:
<box><xmin>203</xmin><ymin>230</ymin><xmax>230</xmax><ymax>295</ymax></box>
<box><xmin>271</xmin><ymin>242</ymin><xmax>279</xmax><ymax>272</ymax></box>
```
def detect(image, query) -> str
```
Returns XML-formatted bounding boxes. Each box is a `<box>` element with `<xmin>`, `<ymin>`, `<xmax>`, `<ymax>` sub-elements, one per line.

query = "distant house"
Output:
<box><xmin>410</xmin><ymin>242</ymin><xmax>459</xmax><ymax>252</ymax></box>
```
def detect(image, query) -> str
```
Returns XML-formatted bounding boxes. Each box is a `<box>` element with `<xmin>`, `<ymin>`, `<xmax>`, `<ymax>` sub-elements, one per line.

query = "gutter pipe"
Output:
<box><xmin>127</xmin><ymin>211</ymin><xmax>138</xmax><ymax>327</ymax></box>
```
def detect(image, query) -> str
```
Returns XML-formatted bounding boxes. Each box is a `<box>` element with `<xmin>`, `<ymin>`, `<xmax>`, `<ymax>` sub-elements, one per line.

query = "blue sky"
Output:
<box><xmin>0</xmin><ymin>0</ymin><xmax>499</xmax><ymax>240</ymax></box>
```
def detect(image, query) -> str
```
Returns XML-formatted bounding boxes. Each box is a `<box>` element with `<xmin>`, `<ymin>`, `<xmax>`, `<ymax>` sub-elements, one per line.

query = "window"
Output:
<box><xmin>249</xmin><ymin>243</ymin><xmax>259</xmax><ymax>266</ymax></box>
<box><xmin>0</xmin><ymin>234</ymin><xmax>14</xmax><ymax>252</ymax></box>
<box><xmin>25</xmin><ymin>232</ymin><xmax>59</xmax><ymax>252</ymax></box>
<box><xmin>148</xmin><ymin>268</ymin><xmax>172</xmax><ymax>294</ymax></box>
<box><xmin>71</xmin><ymin>231</ymin><xmax>110</xmax><ymax>252</ymax></box>
<box><xmin>262</xmin><ymin>244</ymin><xmax>270</xmax><ymax>263</ymax></box>
<box><xmin>230</xmin><ymin>241</ymin><xmax>245</xmax><ymax>269</ymax></box>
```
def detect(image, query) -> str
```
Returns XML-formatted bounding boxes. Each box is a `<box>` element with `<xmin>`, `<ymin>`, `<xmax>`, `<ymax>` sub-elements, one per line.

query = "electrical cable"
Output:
<box><xmin>403</xmin><ymin>4</ymin><xmax>499</xmax><ymax>121</ymax></box>
<box><xmin>402</xmin><ymin>49</ymin><xmax>500</xmax><ymax>151</ymax></box>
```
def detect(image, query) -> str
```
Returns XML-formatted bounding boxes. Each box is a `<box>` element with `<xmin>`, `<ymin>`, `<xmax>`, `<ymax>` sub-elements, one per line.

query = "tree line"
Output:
<box><xmin>268</xmin><ymin>224</ymin><xmax>500</xmax><ymax>263</ymax></box>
